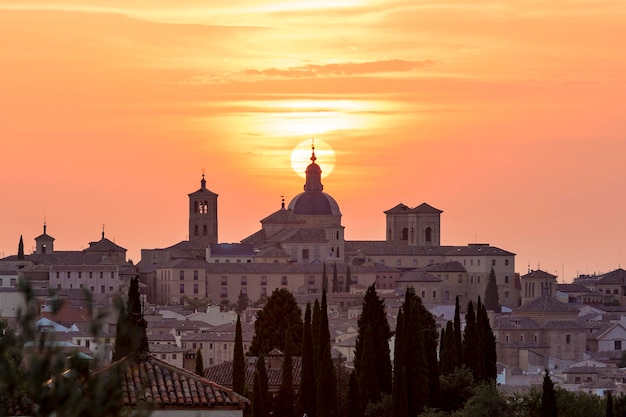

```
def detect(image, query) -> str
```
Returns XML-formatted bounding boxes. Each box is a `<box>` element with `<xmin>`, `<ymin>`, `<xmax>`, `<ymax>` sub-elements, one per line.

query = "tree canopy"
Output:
<box><xmin>249</xmin><ymin>288</ymin><xmax>303</xmax><ymax>356</ymax></box>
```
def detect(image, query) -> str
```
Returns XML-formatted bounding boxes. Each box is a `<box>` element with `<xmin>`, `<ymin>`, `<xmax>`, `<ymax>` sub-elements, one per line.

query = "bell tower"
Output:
<box><xmin>188</xmin><ymin>173</ymin><xmax>218</xmax><ymax>247</ymax></box>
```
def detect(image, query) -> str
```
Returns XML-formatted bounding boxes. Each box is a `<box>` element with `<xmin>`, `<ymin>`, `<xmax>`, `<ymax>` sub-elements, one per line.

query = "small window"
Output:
<box><xmin>432</xmin><ymin>291</ymin><xmax>436</xmax><ymax>299</ymax></box>
<box><xmin>67</xmin><ymin>272</ymin><xmax>71</xmax><ymax>278</ymax></box>
<box><xmin>78</xmin><ymin>272</ymin><xmax>82</xmax><ymax>279</ymax></box>
<box><xmin>241</xmin><ymin>276</ymin><xmax>247</xmax><ymax>286</ymax></box>
<box><xmin>241</xmin><ymin>287</ymin><xmax>247</xmax><ymax>295</ymax></box>
<box><xmin>505</xmin><ymin>291</ymin><xmax>509</xmax><ymax>298</ymax></box>
<box><xmin>458</xmin><ymin>275</ymin><xmax>463</xmax><ymax>283</ymax></box>
<box><xmin>194</xmin><ymin>284</ymin><xmax>199</xmax><ymax>294</ymax></box>
<box><xmin>172</xmin><ymin>354</ymin><xmax>177</xmax><ymax>360</ymax></box>
<box><xmin>261</xmin><ymin>287</ymin><xmax>267</xmax><ymax>296</ymax></box>
<box><xmin>492</xmin><ymin>259</ymin><xmax>496</xmax><ymax>266</ymax></box>
<box><xmin>505</xmin><ymin>259</ymin><xmax>509</xmax><ymax>266</ymax></box>
<box><xmin>616</xmin><ymin>340</ymin><xmax>622</xmax><ymax>350</ymax></box>
<box><xmin>180</xmin><ymin>284</ymin><xmax>185</xmax><ymax>294</ymax></box>
<box><xmin>100</xmin><ymin>272</ymin><xmax>104</xmax><ymax>279</ymax></box>
<box><xmin>303</xmin><ymin>249</ymin><xmax>309</xmax><ymax>260</ymax></box>
<box><xmin>396</xmin><ymin>259</ymin><xmax>401</xmax><ymax>266</ymax></box>
<box><xmin>194</xmin><ymin>270</ymin><xmax>199</xmax><ymax>280</ymax></box>
<box><xmin>89</xmin><ymin>272</ymin><xmax>93</xmax><ymax>279</ymax></box>
<box><xmin>504</xmin><ymin>275</ymin><xmax>509</xmax><ymax>284</ymax></box>
<box><xmin>221</xmin><ymin>276</ymin><xmax>227</xmax><ymax>285</ymax></box>
<box><xmin>413</xmin><ymin>259</ymin><xmax>418</xmax><ymax>266</ymax></box>
<box><xmin>179</xmin><ymin>270</ymin><xmax>185</xmax><ymax>280</ymax></box>
<box><xmin>261</xmin><ymin>276</ymin><xmax>267</xmax><ymax>285</ymax></box>
<box><xmin>281</xmin><ymin>276</ymin><xmax>288</xmax><ymax>286</ymax></box>
<box><xmin>308</xmin><ymin>276</ymin><xmax>315</xmax><ymax>285</ymax></box>
<box><xmin>566</xmin><ymin>334</ymin><xmax>571</xmax><ymax>344</ymax></box>
<box><xmin>221</xmin><ymin>288</ymin><xmax>228</xmax><ymax>297</ymax></box>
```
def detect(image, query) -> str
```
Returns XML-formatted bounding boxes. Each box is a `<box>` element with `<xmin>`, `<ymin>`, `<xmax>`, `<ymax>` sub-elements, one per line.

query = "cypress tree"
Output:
<box><xmin>322</xmin><ymin>263</ymin><xmax>328</xmax><ymax>292</ymax></box>
<box><xmin>275</xmin><ymin>328</ymin><xmax>295</xmax><ymax>417</ymax></box>
<box><xmin>345</xmin><ymin>266</ymin><xmax>351</xmax><ymax>293</ymax></box>
<box><xmin>332</xmin><ymin>263</ymin><xmax>339</xmax><ymax>293</ymax></box>
<box><xmin>297</xmin><ymin>303</ymin><xmax>316</xmax><ymax>417</ymax></box>
<box><xmin>607</xmin><ymin>390</ymin><xmax>614</xmax><ymax>417</ymax></box>
<box><xmin>17</xmin><ymin>235</ymin><xmax>24</xmax><ymax>260</ymax></box>
<box><xmin>405</xmin><ymin>293</ymin><xmax>429</xmax><ymax>415</ymax></box>
<box><xmin>233</xmin><ymin>314</ymin><xmax>246</xmax><ymax>394</ymax></box>
<box><xmin>391</xmin><ymin>308</ymin><xmax>407</xmax><ymax>417</ymax></box>
<box><xmin>462</xmin><ymin>301</ymin><xmax>484</xmax><ymax>382</ymax></box>
<box><xmin>415</xmin><ymin>293</ymin><xmax>441</xmax><ymax>407</ymax></box>
<box><xmin>354</xmin><ymin>284</ymin><xmax>392</xmax><ymax>396</ymax></box>
<box><xmin>358</xmin><ymin>325</ymin><xmax>379</xmax><ymax>412</ymax></box>
<box><xmin>254</xmin><ymin>354</ymin><xmax>269</xmax><ymax>417</ymax></box>
<box><xmin>347</xmin><ymin>370</ymin><xmax>361</xmax><ymax>417</ymax></box>
<box><xmin>540</xmin><ymin>370</ymin><xmax>558</xmax><ymax>417</ymax></box>
<box><xmin>195</xmin><ymin>348</ymin><xmax>204</xmax><ymax>376</ymax></box>
<box><xmin>454</xmin><ymin>296</ymin><xmax>463</xmax><ymax>368</ymax></box>
<box><xmin>439</xmin><ymin>321</ymin><xmax>458</xmax><ymax>376</ymax></box>
<box><xmin>112</xmin><ymin>276</ymin><xmax>148</xmax><ymax>361</ymax></box>
<box><xmin>484</xmin><ymin>267</ymin><xmax>500</xmax><ymax>312</ymax></box>
<box><xmin>316</xmin><ymin>290</ymin><xmax>337</xmax><ymax>417</ymax></box>
<box><xmin>312</xmin><ymin>299</ymin><xmax>321</xmax><ymax>375</ymax></box>
<box><xmin>477</xmin><ymin>299</ymin><xmax>498</xmax><ymax>382</ymax></box>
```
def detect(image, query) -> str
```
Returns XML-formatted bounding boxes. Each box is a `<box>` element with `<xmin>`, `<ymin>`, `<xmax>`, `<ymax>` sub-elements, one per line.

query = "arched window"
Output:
<box><xmin>203</xmin><ymin>200</ymin><xmax>209</xmax><ymax>214</ymax></box>
<box><xmin>425</xmin><ymin>227</ymin><xmax>432</xmax><ymax>242</ymax></box>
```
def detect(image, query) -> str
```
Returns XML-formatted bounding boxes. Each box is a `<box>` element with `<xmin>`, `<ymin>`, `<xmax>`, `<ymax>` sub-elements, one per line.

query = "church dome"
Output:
<box><xmin>288</xmin><ymin>141</ymin><xmax>341</xmax><ymax>216</ymax></box>
<box><xmin>288</xmin><ymin>191</ymin><xmax>341</xmax><ymax>216</ymax></box>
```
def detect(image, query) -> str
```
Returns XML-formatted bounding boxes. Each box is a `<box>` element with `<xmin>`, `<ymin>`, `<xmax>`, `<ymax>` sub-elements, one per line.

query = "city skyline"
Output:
<box><xmin>1</xmin><ymin>1</ymin><xmax>625</xmax><ymax>279</ymax></box>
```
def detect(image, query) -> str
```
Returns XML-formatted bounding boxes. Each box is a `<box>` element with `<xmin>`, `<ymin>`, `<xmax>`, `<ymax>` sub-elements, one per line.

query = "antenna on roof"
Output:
<box><xmin>102</xmin><ymin>223</ymin><xmax>105</xmax><ymax>239</ymax></box>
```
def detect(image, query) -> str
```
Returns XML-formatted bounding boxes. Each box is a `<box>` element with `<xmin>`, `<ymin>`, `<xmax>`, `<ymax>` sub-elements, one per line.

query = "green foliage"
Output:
<box><xmin>181</xmin><ymin>296</ymin><xmax>212</xmax><ymax>311</ymax></box>
<box><xmin>460</xmin><ymin>383</ymin><xmax>511</xmax><ymax>417</ymax></box>
<box><xmin>249</xmin><ymin>288</ymin><xmax>303</xmax><ymax>356</ymax></box>
<box><xmin>237</xmin><ymin>291</ymin><xmax>250</xmax><ymax>314</ymax></box>
<box><xmin>618</xmin><ymin>351</ymin><xmax>626</xmax><ymax>368</ymax></box>
<box><xmin>364</xmin><ymin>394</ymin><xmax>392</xmax><ymax>417</ymax></box>
<box><xmin>439</xmin><ymin>366</ymin><xmax>475</xmax><ymax>412</ymax></box>
<box><xmin>195</xmin><ymin>348</ymin><xmax>204</xmax><ymax>376</ymax></box>
<box><xmin>0</xmin><ymin>280</ymin><xmax>147</xmax><ymax>417</ymax></box>
<box><xmin>233</xmin><ymin>314</ymin><xmax>246</xmax><ymax>394</ymax></box>
<box><xmin>347</xmin><ymin>370</ymin><xmax>361</xmax><ymax>417</ymax></box>
<box><xmin>454</xmin><ymin>296</ymin><xmax>463</xmax><ymax>367</ymax></box>
<box><xmin>440</xmin><ymin>321</ymin><xmax>458</xmax><ymax>376</ymax></box>
<box><xmin>484</xmin><ymin>267</ymin><xmax>500</xmax><ymax>313</ymax></box>
<box><xmin>462</xmin><ymin>301</ymin><xmax>484</xmax><ymax>382</ymax></box>
<box><xmin>555</xmin><ymin>388</ymin><xmax>604</xmax><ymax>417</ymax></box>
<box><xmin>607</xmin><ymin>391</ymin><xmax>614</xmax><ymax>417</ymax></box>
<box><xmin>297</xmin><ymin>303</ymin><xmax>316</xmax><ymax>417</ymax></box>
<box><xmin>359</xmin><ymin>325</ymin><xmax>381</xmax><ymax>412</ymax></box>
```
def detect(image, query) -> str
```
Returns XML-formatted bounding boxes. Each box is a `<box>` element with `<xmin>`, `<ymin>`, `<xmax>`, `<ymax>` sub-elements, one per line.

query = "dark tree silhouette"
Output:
<box><xmin>462</xmin><ymin>301</ymin><xmax>484</xmax><ymax>382</ymax></box>
<box><xmin>332</xmin><ymin>263</ymin><xmax>339</xmax><ymax>293</ymax></box>
<box><xmin>322</xmin><ymin>263</ymin><xmax>328</xmax><ymax>292</ymax></box>
<box><xmin>297</xmin><ymin>303</ymin><xmax>316</xmax><ymax>417</ymax></box>
<box><xmin>249</xmin><ymin>288</ymin><xmax>302</xmax><ymax>356</ymax></box>
<box><xmin>112</xmin><ymin>276</ymin><xmax>148</xmax><ymax>361</ymax></box>
<box><xmin>233</xmin><ymin>314</ymin><xmax>246</xmax><ymax>395</ymax></box>
<box><xmin>275</xmin><ymin>329</ymin><xmax>295</xmax><ymax>417</ymax></box>
<box><xmin>454</xmin><ymin>296</ymin><xmax>463</xmax><ymax>368</ymax></box>
<box><xmin>345</xmin><ymin>266</ymin><xmax>352</xmax><ymax>293</ymax></box>
<box><xmin>354</xmin><ymin>284</ymin><xmax>392</xmax><ymax>396</ymax></box>
<box><xmin>477</xmin><ymin>298</ymin><xmax>498</xmax><ymax>382</ymax></box>
<box><xmin>316</xmin><ymin>290</ymin><xmax>337</xmax><ymax>417</ymax></box>
<box><xmin>484</xmin><ymin>267</ymin><xmax>500</xmax><ymax>312</ymax></box>
<box><xmin>541</xmin><ymin>370</ymin><xmax>558</xmax><ymax>417</ymax></box>
<box><xmin>17</xmin><ymin>235</ymin><xmax>24</xmax><ymax>260</ymax></box>
<box><xmin>195</xmin><ymin>348</ymin><xmax>204</xmax><ymax>376</ymax></box>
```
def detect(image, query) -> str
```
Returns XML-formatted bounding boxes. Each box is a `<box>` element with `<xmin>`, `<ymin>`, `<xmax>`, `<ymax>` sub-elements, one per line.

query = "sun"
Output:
<box><xmin>290</xmin><ymin>139</ymin><xmax>336</xmax><ymax>179</ymax></box>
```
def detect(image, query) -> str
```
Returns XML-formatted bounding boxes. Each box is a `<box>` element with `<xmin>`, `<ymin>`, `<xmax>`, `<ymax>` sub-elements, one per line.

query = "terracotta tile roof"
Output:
<box><xmin>596</xmin><ymin>268</ymin><xmax>626</xmax><ymax>285</ymax></box>
<box><xmin>515</xmin><ymin>296</ymin><xmax>580</xmax><ymax>313</ymax></box>
<box><xmin>521</xmin><ymin>269</ymin><xmax>557</xmax><ymax>280</ymax></box>
<box><xmin>85</xmin><ymin>237</ymin><xmax>127</xmax><ymax>253</ymax></box>
<box><xmin>97</xmin><ymin>353</ymin><xmax>248</xmax><ymax>409</ymax></box>
<box><xmin>345</xmin><ymin>241</ymin><xmax>515</xmax><ymax>257</ymax></box>
<box><xmin>204</xmin><ymin>356</ymin><xmax>302</xmax><ymax>392</ymax></box>
<box><xmin>260</xmin><ymin>208</ymin><xmax>306</xmax><ymax>224</ymax></box>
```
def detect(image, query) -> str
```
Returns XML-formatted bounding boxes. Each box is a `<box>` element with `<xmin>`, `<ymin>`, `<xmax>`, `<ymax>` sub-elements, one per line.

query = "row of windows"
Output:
<box><xmin>179</xmin><ymin>284</ymin><xmax>200</xmax><ymax>294</ymax></box>
<box><xmin>179</xmin><ymin>270</ymin><xmax>200</xmax><ymax>280</ymax></box>
<box><xmin>56</xmin><ymin>284</ymin><xmax>114</xmax><ymax>293</ymax></box>
<box><xmin>0</xmin><ymin>278</ymin><xmax>17</xmax><ymax>287</ymax></box>
<box><xmin>221</xmin><ymin>286</ymin><xmax>268</xmax><ymax>298</ymax></box>
<box><xmin>55</xmin><ymin>271</ymin><xmax>114</xmax><ymax>279</ymax></box>
<box><xmin>220</xmin><ymin>276</ymin><xmax>285</xmax><ymax>285</ymax></box>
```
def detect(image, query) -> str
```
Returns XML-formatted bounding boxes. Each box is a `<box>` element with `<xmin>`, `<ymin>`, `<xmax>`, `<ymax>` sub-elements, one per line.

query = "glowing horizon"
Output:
<box><xmin>1</xmin><ymin>1</ymin><xmax>625</xmax><ymax>279</ymax></box>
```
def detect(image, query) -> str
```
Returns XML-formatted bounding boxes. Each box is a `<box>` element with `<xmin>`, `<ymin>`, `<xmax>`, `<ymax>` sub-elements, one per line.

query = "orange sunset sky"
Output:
<box><xmin>1</xmin><ymin>1</ymin><xmax>625</xmax><ymax>281</ymax></box>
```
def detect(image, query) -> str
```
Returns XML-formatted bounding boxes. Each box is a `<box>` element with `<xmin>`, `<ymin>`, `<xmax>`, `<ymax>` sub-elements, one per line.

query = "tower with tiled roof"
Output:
<box><xmin>34</xmin><ymin>222</ymin><xmax>55</xmax><ymax>254</ymax></box>
<box><xmin>189</xmin><ymin>173</ymin><xmax>219</xmax><ymax>248</ymax></box>
<box><xmin>384</xmin><ymin>202</ymin><xmax>442</xmax><ymax>246</ymax></box>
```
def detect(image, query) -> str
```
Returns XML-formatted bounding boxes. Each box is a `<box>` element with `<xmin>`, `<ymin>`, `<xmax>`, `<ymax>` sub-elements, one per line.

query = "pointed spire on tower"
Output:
<box><xmin>102</xmin><ymin>223</ymin><xmax>106</xmax><ymax>239</ymax></box>
<box><xmin>310</xmin><ymin>138</ymin><xmax>317</xmax><ymax>163</ymax></box>
<box><xmin>303</xmin><ymin>138</ymin><xmax>323</xmax><ymax>192</ymax></box>
<box><xmin>201</xmin><ymin>169</ymin><xmax>207</xmax><ymax>190</ymax></box>
<box><xmin>281</xmin><ymin>194</ymin><xmax>285</xmax><ymax>209</ymax></box>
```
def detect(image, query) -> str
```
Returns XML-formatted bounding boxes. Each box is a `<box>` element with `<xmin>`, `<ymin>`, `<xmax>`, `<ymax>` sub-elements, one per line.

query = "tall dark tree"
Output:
<box><xmin>404</xmin><ymin>290</ymin><xmax>429</xmax><ymax>415</ymax></box>
<box><xmin>112</xmin><ymin>276</ymin><xmax>148</xmax><ymax>361</ymax></box>
<box><xmin>607</xmin><ymin>390</ymin><xmax>615</xmax><ymax>417</ymax></box>
<box><xmin>253</xmin><ymin>354</ymin><xmax>270</xmax><ymax>417</ymax></box>
<box><xmin>358</xmin><ymin>325</ymin><xmax>380</xmax><ymax>412</ymax></box>
<box><xmin>541</xmin><ymin>370</ymin><xmax>558</xmax><ymax>417</ymax></box>
<box><xmin>332</xmin><ymin>263</ymin><xmax>339</xmax><ymax>293</ymax></box>
<box><xmin>316</xmin><ymin>290</ymin><xmax>337</xmax><ymax>417</ymax></box>
<box><xmin>462</xmin><ymin>301</ymin><xmax>484</xmax><ymax>382</ymax></box>
<box><xmin>297</xmin><ymin>303</ymin><xmax>316</xmax><ymax>417</ymax></box>
<box><xmin>312</xmin><ymin>299</ymin><xmax>321</xmax><ymax>376</ymax></box>
<box><xmin>415</xmin><ymin>293</ymin><xmax>441</xmax><ymax>408</ymax></box>
<box><xmin>477</xmin><ymin>298</ymin><xmax>498</xmax><ymax>382</ymax></box>
<box><xmin>237</xmin><ymin>290</ymin><xmax>250</xmax><ymax>314</ymax></box>
<box><xmin>454</xmin><ymin>296</ymin><xmax>463</xmax><ymax>368</ymax></box>
<box><xmin>233</xmin><ymin>314</ymin><xmax>246</xmax><ymax>395</ymax></box>
<box><xmin>322</xmin><ymin>263</ymin><xmax>329</xmax><ymax>292</ymax></box>
<box><xmin>484</xmin><ymin>267</ymin><xmax>500</xmax><ymax>312</ymax></box>
<box><xmin>439</xmin><ymin>321</ymin><xmax>458</xmax><ymax>376</ymax></box>
<box><xmin>391</xmin><ymin>308</ymin><xmax>407</xmax><ymax>417</ymax></box>
<box><xmin>354</xmin><ymin>284</ymin><xmax>392</xmax><ymax>396</ymax></box>
<box><xmin>345</xmin><ymin>266</ymin><xmax>352</xmax><ymax>293</ymax></box>
<box><xmin>195</xmin><ymin>348</ymin><xmax>204</xmax><ymax>376</ymax></box>
<box><xmin>17</xmin><ymin>235</ymin><xmax>24</xmax><ymax>260</ymax></box>
<box><xmin>250</xmin><ymin>288</ymin><xmax>303</xmax><ymax>356</ymax></box>
<box><xmin>347</xmin><ymin>370</ymin><xmax>361</xmax><ymax>417</ymax></box>
<box><xmin>275</xmin><ymin>328</ymin><xmax>295</xmax><ymax>417</ymax></box>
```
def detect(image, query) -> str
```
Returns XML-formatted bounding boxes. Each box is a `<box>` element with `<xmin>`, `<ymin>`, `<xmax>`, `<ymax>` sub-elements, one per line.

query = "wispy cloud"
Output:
<box><xmin>188</xmin><ymin>58</ymin><xmax>436</xmax><ymax>84</ymax></box>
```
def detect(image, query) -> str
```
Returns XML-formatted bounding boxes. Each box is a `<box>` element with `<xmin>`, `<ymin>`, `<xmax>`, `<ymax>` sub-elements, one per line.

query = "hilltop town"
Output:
<box><xmin>3</xmin><ymin>146</ymin><xmax>626</xmax><ymax>401</ymax></box>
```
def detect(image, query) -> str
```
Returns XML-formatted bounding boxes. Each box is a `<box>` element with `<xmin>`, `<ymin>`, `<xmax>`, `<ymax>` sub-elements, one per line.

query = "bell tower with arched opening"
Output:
<box><xmin>188</xmin><ymin>173</ymin><xmax>218</xmax><ymax>247</ymax></box>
